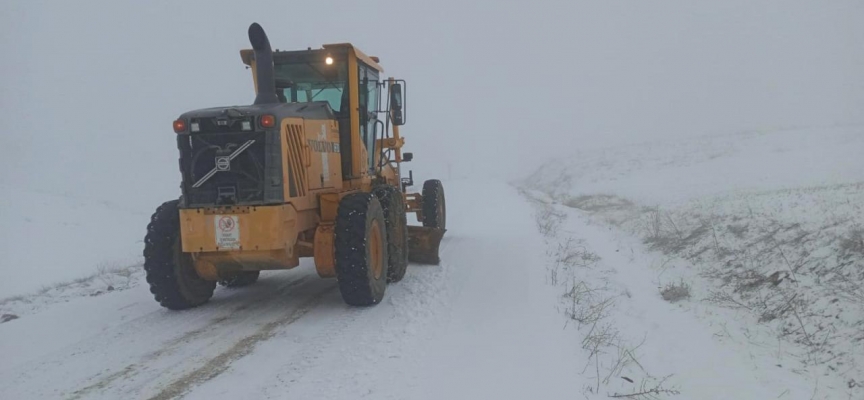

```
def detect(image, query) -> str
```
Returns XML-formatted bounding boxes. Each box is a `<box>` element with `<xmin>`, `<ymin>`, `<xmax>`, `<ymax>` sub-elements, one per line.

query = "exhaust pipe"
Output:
<box><xmin>247</xmin><ymin>23</ymin><xmax>279</xmax><ymax>105</ymax></box>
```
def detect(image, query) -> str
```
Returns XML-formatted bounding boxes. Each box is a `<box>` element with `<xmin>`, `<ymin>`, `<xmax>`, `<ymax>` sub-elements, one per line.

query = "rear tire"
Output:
<box><xmin>421</xmin><ymin>179</ymin><xmax>446</xmax><ymax>229</ymax></box>
<box><xmin>219</xmin><ymin>271</ymin><xmax>260</xmax><ymax>288</ymax></box>
<box><xmin>373</xmin><ymin>185</ymin><xmax>409</xmax><ymax>283</ymax></box>
<box><xmin>335</xmin><ymin>193</ymin><xmax>389</xmax><ymax>306</ymax></box>
<box><xmin>143</xmin><ymin>200</ymin><xmax>216</xmax><ymax>310</ymax></box>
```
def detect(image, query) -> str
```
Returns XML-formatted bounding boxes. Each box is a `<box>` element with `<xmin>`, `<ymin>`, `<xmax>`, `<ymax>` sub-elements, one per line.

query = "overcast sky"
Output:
<box><xmin>1</xmin><ymin>0</ymin><xmax>862</xmax><ymax>209</ymax></box>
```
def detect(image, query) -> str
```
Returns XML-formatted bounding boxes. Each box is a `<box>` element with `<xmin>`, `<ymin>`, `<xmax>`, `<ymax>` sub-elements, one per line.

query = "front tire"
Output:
<box><xmin>373</xmin><ymin>186</ymin><xmax>409</xmax><ymax>283</ymax></box>
<box><xmin>143</xmin><ymin>200</ymin><xmax>215</xmax><ymax>310</ymax></box>
<box><xmin>334</xmin><ymin>193</ymin><xmax>389</xmax><ymax>306</ymax></box>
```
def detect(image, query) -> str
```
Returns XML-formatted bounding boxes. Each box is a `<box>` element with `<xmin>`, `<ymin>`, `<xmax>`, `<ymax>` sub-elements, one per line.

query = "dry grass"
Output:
<box><xmin>1</xmin><ymin>313</ymin><xmax>20</xmax><ymax>323</ymax></box>
<box><xmin>838</xmin><ymin>227</ymin><xmax>864</xmax><ymax>258</ymax></box>
<box><xmin>527</xmin><ymin>198</ymin><xmax>679</xmax><ymax>398</ymax></box>
<box><xmin>609</xmin><ymin>375</ymin><xmax>681</xmax><ymax>399</ymax></box>
<box><xmin>638</xmin><ymin>199</ymin><xmax>864</xmax><ymax>387</ymax></box>
<box><xmin>524</xmin><ymin>180</ymin><xmax>864</xmax><ymax>395</ymax></box>
<box><xmin>535</xmin><ymin>205</ymin><xmax>565</xmax><ymax>237</ymax></box>
<box><xmin>660</xmin><ymin>280</ymin><xmax>691</xmax><ymax>303</ymax></box>
<box><xmin>0</xmin><ymin>262</ymin><xmax>143</xmax><ymax>317</ymax></box>
<box><xmin>564</xmin><ymin>194</ymin><xmax>634</xmax><ymax>212</ymax></box>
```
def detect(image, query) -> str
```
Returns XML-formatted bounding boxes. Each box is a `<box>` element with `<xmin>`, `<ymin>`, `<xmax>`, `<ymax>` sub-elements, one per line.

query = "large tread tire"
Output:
<box><xmin>421</xmin><ymin>179</ymin><xmax>446</xmax><ymax>229</ymax></box>
<box><xmin>334</xmin><ymin>193</ymin><xmax>389</xmax><ymax>306</ymax></box>
<box><xmin>143</xmin><ymin>200</ymin><xmax>216</xmax><ymax>310</ymax></box>
<box><xmin>218</xmin><ymin>271</ymin><xmax>260</xmax><ymax>288</ymax></box>
<box><xmin>373</xmin><ymin>185</ymin><xmax>409</xmax><ymax>283</ymax></box>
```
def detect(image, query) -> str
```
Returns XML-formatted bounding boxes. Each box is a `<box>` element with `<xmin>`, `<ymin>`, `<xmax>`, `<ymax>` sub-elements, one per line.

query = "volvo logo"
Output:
<box><xmin>192</xmin><ymin>139</ymin><xmax>255</xmax><ymax>188</ymax></box>
<box><xmin>215</xmin><ymin>156</ymin><xmax>231</xmax><ymax>171</ymax></box>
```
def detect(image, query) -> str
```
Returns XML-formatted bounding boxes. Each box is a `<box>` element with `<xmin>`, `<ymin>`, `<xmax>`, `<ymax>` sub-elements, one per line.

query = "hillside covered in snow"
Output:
<box><xmin>523</xmin><ymin>125</ymin><xmax>864</xmax><ymax>398</ymax></box>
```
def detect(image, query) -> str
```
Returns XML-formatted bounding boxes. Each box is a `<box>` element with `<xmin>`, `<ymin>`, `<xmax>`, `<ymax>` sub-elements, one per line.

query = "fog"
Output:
<box><xmin>1</xmin><ymin>0</ymin><xmax>862</xmax><ymax>294</ymax></box>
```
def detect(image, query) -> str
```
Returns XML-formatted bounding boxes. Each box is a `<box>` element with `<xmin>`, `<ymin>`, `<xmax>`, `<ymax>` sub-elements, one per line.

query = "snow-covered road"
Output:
<box><xmin>0</xmin><ymin>181</ymin><xmax>581</xmax><ymax>399</ymax></box>
<box><xmin>4</xmin><ymin>167</ymin><xmax>856</xmax><ymax>399</ymax></box>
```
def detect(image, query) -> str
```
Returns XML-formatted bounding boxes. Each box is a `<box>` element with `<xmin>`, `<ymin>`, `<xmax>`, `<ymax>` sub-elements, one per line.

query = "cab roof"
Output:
<box><xmin>240</xmin><ymin>43</ymin><xmax>384</xmax><ymax>73</ymax></box>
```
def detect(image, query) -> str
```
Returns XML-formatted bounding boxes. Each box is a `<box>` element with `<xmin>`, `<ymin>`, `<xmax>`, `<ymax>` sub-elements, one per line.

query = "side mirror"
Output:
<box><xmin>389</xmin><ymin>83</ymin><xmax>405</xmax><ymax>126</ymax></box>
<box><xmin>402</xmin><ymin>152</ymin><xmax>413</xmax><ymax>162</ymax></box>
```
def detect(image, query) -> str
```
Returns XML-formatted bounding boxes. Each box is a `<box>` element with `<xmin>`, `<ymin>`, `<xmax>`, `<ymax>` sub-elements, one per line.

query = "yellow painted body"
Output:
<box><xmin>179</xmin><ymin>115</ymin><xmax>347</xmax><ymax>278</ymax></box>
<box><xmin>180</xmin><ymin>43</ymin><xmax>418</xmax><ymax>280</ymax></box>
<box><xmin>180</xmin><ymin>205</ymin><xmax>298</xmax><ymax>253</ymax></box>
<box><xmin>281</xmin><ymin>117</ymin><xmax>344</xmax><ymax>199</ymax></box>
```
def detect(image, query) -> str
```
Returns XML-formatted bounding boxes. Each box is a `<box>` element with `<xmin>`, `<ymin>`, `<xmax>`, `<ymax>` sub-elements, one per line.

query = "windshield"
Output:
<box><xmin>274</xmin><ymin>61</ymin><xmax>348</xmax><ymax>113</ymax></box>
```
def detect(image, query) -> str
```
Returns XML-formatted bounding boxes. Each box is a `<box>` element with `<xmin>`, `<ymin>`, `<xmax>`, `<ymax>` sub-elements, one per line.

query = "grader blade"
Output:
<box><xmin>407</xmin><ymin>226</ymin><xmax>446</xmax><ymax>265</ymax></box>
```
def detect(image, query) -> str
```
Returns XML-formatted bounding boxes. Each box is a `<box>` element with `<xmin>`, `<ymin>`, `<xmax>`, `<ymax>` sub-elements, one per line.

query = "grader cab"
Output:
<box><xmin>143</xmin><ymin>23</ymin><xmax>445</xmax><ymax>309</ymax></box>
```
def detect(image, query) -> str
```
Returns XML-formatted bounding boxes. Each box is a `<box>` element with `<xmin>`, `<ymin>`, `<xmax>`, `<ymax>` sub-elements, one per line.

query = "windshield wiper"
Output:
<box><xmin>305</xmin><ymin>62</ymin><xmax>343</xmax><ymax>92</ymax></box>
<box><xmin>310</xmin><ymin>85</ymin><xmax>341</xmax><ymax>102</ymax></box>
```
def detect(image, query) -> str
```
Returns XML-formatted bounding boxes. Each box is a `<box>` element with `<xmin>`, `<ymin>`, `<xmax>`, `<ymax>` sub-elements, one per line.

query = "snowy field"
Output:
<box><xmin>0</xmin><ymin>183</ymin><xmax>152</xmax><ymax>297</ymax></box>
<box><xmin>1</xmin><ymin>126</ymin><xmax>860</xmax><ymax>399</ymax></box>
<box><xmin>523</xmin><ymin>125</ymin><xmax>864</xmax><ymax>399</ymax></box>
<box><xmin>0</xmin><ymin>181</ymin><xmax>585</xmax><ymax>399</ymax></box>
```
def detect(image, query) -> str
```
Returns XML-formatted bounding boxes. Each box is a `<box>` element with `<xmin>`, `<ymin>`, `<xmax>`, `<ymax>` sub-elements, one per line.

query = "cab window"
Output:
<box><xmin>274</xmin><ymin>60</ymin><xmax>348</xmax><ymax>112</ymax></box>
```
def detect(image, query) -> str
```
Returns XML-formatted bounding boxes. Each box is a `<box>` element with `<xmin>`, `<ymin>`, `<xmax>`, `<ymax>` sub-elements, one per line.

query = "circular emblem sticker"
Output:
<box><xmin>215</xmin><ymin>156</ymin><xmax>231</xmax><ymax>171</ymax></box>
<box><xmin>218</xmin><ymin>216</ymin><xmax>235</xmax><ymax>232</ymax></box>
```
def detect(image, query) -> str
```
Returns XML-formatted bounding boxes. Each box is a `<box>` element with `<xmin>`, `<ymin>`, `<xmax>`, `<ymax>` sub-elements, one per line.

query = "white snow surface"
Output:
<box><xmin>533</xmin><ymin>197</ymin><xmax>835</xmax><ymax>399</ymax></box>
<box><xmin>0</xmin><ymin>181</ymin><xmax>583</xmax><ymax>399</ymax></box>
<box><xmin>2</xmin><ymin>126</ymin><xmax>862</xmax><ymax>399</ymax></box>
<box><xmin>0</xmin><ymin>183</ymin><xmax>151</xmax><ymax>297</ymax></box>
<box><xmin>523</xmin><ymin>125</ymin><xmax>864</xmax><ymax>399</ymax></box>
<box><xmin>527</xmin><ymin>124</ymin><xmax>864</xmax><ymax>206</ymax></box>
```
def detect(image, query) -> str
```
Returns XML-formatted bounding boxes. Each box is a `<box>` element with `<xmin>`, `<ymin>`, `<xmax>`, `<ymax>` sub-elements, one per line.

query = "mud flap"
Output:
<box><xmin>407</xmin><ymin>226</ymin><xmax>446</xmax><ymax>265</ymax></box>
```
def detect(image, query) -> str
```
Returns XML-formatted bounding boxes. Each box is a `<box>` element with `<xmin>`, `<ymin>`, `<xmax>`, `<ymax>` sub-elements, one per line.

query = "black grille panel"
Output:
<box><xmin>178</xmin><ymin>131</ymin><xmax>283</xmax><ymax>207</ymax></box>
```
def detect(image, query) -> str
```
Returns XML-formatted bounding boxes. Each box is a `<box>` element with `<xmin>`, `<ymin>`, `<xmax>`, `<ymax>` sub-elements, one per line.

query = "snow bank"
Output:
<box><xmin>0</xmin><ymin>184</ymin><xmax>151</xmax><ymax>298</ymax></box>
<box><xmin>523</xmin><ymin>125</ymin><xmax>864</xmax><ymax>398</ymax></box>
<box><xmin>526</xmin><ymin>125</ymin><xmax>864</xmax><ymax>205</ymax></box>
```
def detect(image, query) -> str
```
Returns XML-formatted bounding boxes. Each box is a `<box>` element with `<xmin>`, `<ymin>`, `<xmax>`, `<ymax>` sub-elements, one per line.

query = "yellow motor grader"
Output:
<box><xmin>144</xmin><ymin>23</ymin><xmax>445</xmax><ymax>309</ymax></box>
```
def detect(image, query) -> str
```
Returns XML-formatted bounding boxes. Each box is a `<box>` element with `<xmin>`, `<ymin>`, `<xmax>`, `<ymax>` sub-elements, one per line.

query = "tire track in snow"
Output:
<box><xmin>147</xmin><ymin>275</ymin><xmax>313</xmax><ymax>360</ymax></box>
<box><xmin>148</xmin><ymin>285</ymin><xmax>335</xmax><ymax>400</ymax></box>
<box><xmin>64</xmin><ymin>275</ymin><xmax>314</xmax><ymax>399</ymax></box>
<box><xmin>183</xmin><ymin>249</ymin><xmax>459</xmax><ymax>399</ymax></box>
<box><xmin>68</xmin><ymin>365</ymin><xmax>137</xmax><ymax>400</ymax></box>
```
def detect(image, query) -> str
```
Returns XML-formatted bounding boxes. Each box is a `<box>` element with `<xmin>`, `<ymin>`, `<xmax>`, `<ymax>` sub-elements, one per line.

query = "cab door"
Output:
<box><xmin>358</xmin><ymin>64</ymin><xmax>380</xmax><ymax>174</ymax></box>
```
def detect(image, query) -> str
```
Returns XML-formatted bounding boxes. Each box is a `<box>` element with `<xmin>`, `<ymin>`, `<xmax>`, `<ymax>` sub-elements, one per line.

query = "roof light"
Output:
<box><xmin>173</xmin><ymin>119</ymin><xmax>187</xmax><ymax>133</ymax></box>
<box><xmin>260</xmin><ymin>114</ymin><xmax>276</xmax><ymax>128</ymax></box>
<box><xmin>325</xmin><ymin>56</ymin><xmax>334</xmax><ymax>65</ymax></box>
